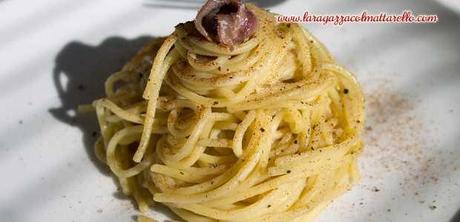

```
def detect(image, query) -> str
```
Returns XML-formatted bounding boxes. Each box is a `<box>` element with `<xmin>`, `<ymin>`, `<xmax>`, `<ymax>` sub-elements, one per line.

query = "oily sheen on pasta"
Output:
<box><xmin>92</xmin><ymin>2</ymin><xmax>364</xmax><ymax>222</ymax></box>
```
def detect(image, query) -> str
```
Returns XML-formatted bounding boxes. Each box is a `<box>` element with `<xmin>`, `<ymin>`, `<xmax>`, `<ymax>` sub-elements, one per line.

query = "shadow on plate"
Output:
<box><xmin>143</xmin><ymin>0</ymin><xmax>287</xmax><ymax>10</ymax></box>
<box><xmin>451</xmin><ymin>209</ymin><xmax>460</xmax><ymax>222</ymax></box>
<box><xmin>50</xmin><ymin>36</ymin><xmax>153</xmax><ymax>175</ymax></box>
<box><xmin>50</xmin><ymin>36</ymin><xmax>180</xmax><ymax>220</ymax></box>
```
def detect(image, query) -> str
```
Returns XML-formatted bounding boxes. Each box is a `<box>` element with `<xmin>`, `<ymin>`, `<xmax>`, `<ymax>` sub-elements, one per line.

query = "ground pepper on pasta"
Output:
<box><xmin>91</xmin><ymin>1</ymin><xmax>365</xmax><ymax>221</ymax></box>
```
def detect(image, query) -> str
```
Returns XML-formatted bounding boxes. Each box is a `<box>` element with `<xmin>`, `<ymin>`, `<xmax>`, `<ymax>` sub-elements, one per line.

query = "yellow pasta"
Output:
<box><xmin>92</xmin><ymin>3</ymin><xmax>364</xmax><ymax>222</ymax></box>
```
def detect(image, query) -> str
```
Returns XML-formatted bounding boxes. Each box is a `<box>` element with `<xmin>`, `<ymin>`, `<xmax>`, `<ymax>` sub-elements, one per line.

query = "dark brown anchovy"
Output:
<box><xmin>194</xmin><ymin>0</ymin><xmax>257</xmax><ymax>47</ymax></box>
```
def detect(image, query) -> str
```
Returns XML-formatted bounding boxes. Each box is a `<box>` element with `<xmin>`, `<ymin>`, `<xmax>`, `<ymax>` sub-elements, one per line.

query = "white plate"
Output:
<box><xmin>0</xmin><ymin>0</ymin><xmax>459</xmax><ymax>221</ymax></box>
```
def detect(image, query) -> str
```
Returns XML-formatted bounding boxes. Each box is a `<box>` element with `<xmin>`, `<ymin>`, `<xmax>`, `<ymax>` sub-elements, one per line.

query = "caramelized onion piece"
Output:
<box><xmin>194</xmin><ymin>0</ymin><xmax>257</xmax><ymax>47</ymax></box>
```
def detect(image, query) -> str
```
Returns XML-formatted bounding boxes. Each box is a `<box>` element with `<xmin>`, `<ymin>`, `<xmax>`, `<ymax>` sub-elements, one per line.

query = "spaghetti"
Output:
<box><xmin>92</xmin><ymin>2</ymin><xmax>364</xmax><ymax>221</ymax></box>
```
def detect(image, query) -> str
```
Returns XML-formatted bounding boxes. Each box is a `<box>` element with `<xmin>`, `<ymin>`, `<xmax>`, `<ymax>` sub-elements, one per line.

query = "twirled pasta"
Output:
<box><xmin>92</xmin><ymin>4</ymin><xmax>364</xmax><ymax>222</ymax></box>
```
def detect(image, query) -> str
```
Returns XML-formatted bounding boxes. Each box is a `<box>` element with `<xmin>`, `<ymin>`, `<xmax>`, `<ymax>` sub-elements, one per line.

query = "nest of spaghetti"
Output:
<box><xmin>92</xmin><ymin>4</ymin><xmax>364</xmax><ymax>222</ymax></box>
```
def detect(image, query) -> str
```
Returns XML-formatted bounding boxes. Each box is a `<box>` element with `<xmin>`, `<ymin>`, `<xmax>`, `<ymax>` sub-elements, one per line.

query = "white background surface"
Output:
<box><xmin>0</xmin><ymin>0</ymin><xmax>459</xmax><ymax>221</ymax></box>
